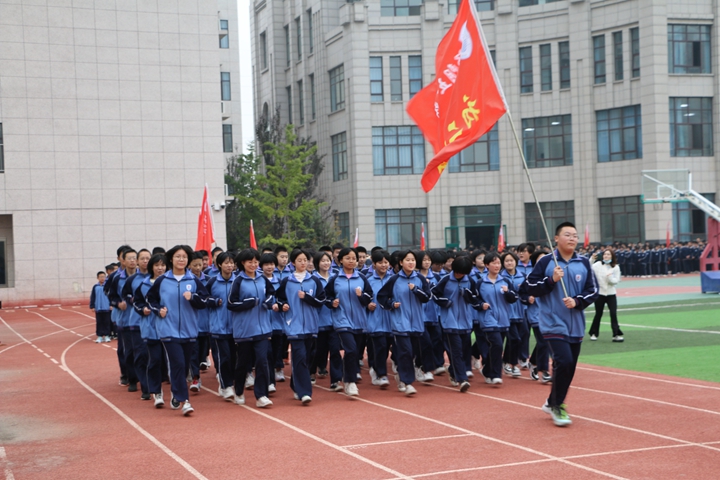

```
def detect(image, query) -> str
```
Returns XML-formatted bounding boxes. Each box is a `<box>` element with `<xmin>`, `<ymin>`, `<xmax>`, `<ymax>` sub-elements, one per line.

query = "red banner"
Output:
<box><xmin>420</xmin><ymin>222</ymin><xmax>426</xmax><ymax>251</ymax></box>
<box><xmin>497</xmin><ymin>225</ymin><xmax>505</xmax><ymax>253</ymax></box>
<box><xmin>195</xmin><ymin>185</ymin><xmax>215</xmax><ymax>261</ymax></box>
<box><xmin>249</xmin><ymin>220</ymin><xmax>257</xmax><ymax>250</ymax></box>
<box><xmin>407</xmin><ymin>0</ymin><xmax>507</xmax><ymax>193</ymax></box>
<box><xmin>584</xmin><ymin>223</ymin><xmax>590</xmax><ymax>249</ymax></box>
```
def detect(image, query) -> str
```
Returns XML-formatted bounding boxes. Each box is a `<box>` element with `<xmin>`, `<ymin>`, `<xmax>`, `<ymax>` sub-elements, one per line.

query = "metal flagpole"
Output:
<box><xmin>504</xmin><ymin>110</ymin><xmax>569</xmax><ymax>297</ymax></box>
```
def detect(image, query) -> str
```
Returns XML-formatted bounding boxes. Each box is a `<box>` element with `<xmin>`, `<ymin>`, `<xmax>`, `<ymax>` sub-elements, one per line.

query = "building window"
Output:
<box><xmin>448</xmin><ymin>0</ymin><xmax>495</xmax><ymax>13</ymax></box>
<box><xmin>307</xmin><ymin>9</ymin><xmax>313</xmax><ymax>54</ymax></box>
<box><xmin>332</xmin><ymin>132</ymin><xmax>348</xmax><ymax>181</ymax></box>
<box><xmin>519</xmin><ymin>46</ymin><xmax>533</xmax><ymax>93</ymax></box>
<box><xmin>297</xmin><ymin>80</ymin><xmax>304</xmax><ymax>125</ymax></box>
<box><xmin>381</xmin><ymin>0</ymin><xmax>422</xmax><ymax>17</ymax></box>
<box><xmin>259</xmin><ymin>32</ymin><xmax>268</xmax><ymax>70</ymax></box>
<box><xmin>599</xmin><ymin>196</ymin><xmax>645</xmax><ymax>244</ymax></box>
<box><xmin>372</xmin><ymin>126</ymin><xmax>425</xmax><ymax>175</ymax></box>
<box><xmin>522</xmin><ymin>115</ymin><xmax>572</xmax><ymax>168</ymax></box>
<box><xmin>596</xmin><ymin>105</ymin><xmax>642</xmax><ymax>162</ymax></box>
<box><xmin>284</xmin><ymin>25</ymin><xmax>290</xmax><ymax>67</ymax></box>
<box><xmin>375</xmin><ymin>208</ymin><xmax>427</xmax><ymax>251</ymax></box>
<box><xmin>221</xmin><ymin>72</ymin><xmax>231</xmax><ymax>101</ymax></box>
<box><xmin>670</xmin><ymin>97</ymin><xmax>713</xmax><ymax>157</ymax></box>
<box><xmin>286</xmin><ymin>86</ymin><xmax>292</xmax><ymax>124</ymax></box>
<box><xmin>449</xmin><ymin>123</ymin><xmax>499</xmax><ymax>172</ymax></box>
<box><xmin>449</xmin><ymin>205</ymin><xmax>502</xmax><ymax>250</ymax></box>
<box><xmin>593</xmin><ymin>34</ymin><xmax>606</xmax><ymax>84</ymax></box>
<box><xmin>409</xmin><ymin>55</ymin><xmax>422</xmax><ymax>97</ymax></box>
<box><xmin>520</xmin><ymin>0</ymin><xmax>561</xmax><ymax>5</ymax></box>
<box><xmin>524</xmin><ymin>201</ymin><xmax>575</xmax><ymax>246</ymax></box>
<box><xmin>390</xmin><ymin>56</ymin><xmax>402</xmax><ymax>101</ymax></box>
<box><xmin>295</xmin><ymin>17</ymin><xmax>302</xmax><ymax>60</ymax></box>
<box><xmin>309</xmin><ymin>74</ymin><xmax>316</xmax><ymax>120</ymax></box>
<box><xmin>673</xmin><ymin>193</ymin><xmax>715</xmax><ymax>242</ymax></box>
<box><xmin>668</xmin><ymin>24</ymin><xmax>712</xmax><ymax>74</ymax></box>
<box><xmin>329</xmin><ymin>65</ymin><xmax>344</xmax><ymax>112</ymax></box>
<box><xmin>370</xmin><ymin>57</ymin><xmax>384</xmax><ymax>102</ymax></box>
<box><xmin>338</xmin><ymin>212</ymin><xmax>350</xmax><ymax>245</ymax></box>
<box><xmin>630</xmin><ymin>27</ymin><xmax>640</xmax><ymax>77</ymax></box>
<box><xmin>219</xmin><ymin>20</ymin><xmax>229</xmax><ymax>48</ymax></box>
<box><xmin>223</xmin><ymin>124</ymin><xmax>233</xmax><ymax>152</ymax></box>
<box><xmin>613</xmin><ymin>31</ymin><xmax>623</xmax><ymax>81</ymax></box>
<box><xmin>559</xmin><ymin>41</ymin><xmax>570</xmax><ymax>89</ymax></box>
<box><xmin>540</xmin><ymin>44</ymin><xmax>551</xmax><ymax>91</ymax></box>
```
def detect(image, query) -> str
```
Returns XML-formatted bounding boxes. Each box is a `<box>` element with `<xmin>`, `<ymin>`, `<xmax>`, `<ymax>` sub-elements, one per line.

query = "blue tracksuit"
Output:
<box><xmin>205</xmin><ymin>272</ymin><xmax>236</xmax><ymax>390</ymax></box>
<box><xmin>476</xmin><ymin>273</ymin><xmax>517</xmax><ymax>332</ymax></box>
<box><xmin>324</xmin><ymin>271</ymin><xmax>373</xmax><ymax>332</ymax></box>
<box><xmin>366</xmin><ymin>271</ymin><xmax>393</xmax><ymax>335</ymax></box>
<box><xmin>376</xmin><ymin>270</ymin><xmax>431</xmax><ymax>335</ymax></box>
<box><xmin>431</xmin><ymin>274</ymin><xmax>479</xmax><ymax>334</ymax></box>
<box><xmin>132</xmin><ymin>277</ymin><xmax>163</xmax><ymax>394</ymax></box>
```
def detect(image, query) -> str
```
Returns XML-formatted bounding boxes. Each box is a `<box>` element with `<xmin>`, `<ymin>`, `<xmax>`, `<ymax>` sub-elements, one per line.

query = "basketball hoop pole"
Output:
<box><xmin>505</xmin><ymin>112</ymin><xmax>569</xmax><ymax>297</ymax></box>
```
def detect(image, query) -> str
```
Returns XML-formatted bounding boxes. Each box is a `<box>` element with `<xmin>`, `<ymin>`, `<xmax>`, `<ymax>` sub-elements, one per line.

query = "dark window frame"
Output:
<box><xmin>540</xmin><ymin>43</ymin><xmax>552</xmax><ymax>91</ymax></box>
<box><xmin>519</xmin><ymin>46</ymin><xmax>533</xmax><ymax>93</ymax></box>
<box><xmin>630</xmin><ymin>27</ymin><xmax>640</xmax><ymax>77</ymax></box>
<box><xmin>559</xmin><ymin>41</ymin><xmax>570</xmax><ymax>89</ymax></box>
<box><xmin>449</xmin><ymin>123</ymin><xmax>499</xmax><ymax>172</ymax></box>
<box><xmin>524</xmin><ymin>201</ymin><xmax>575</xmax><ymax>246</ymax></box>
<box><xmin>668</xmin><ymin>24</ymin><xmax>712</xmax><ymax>74</ymax></box>
<box><xmin>329</xmin><ymin>65</ymin><xmax>345</xmax><ymax>112</ymax></box>
<box><xmin>669</xmin><ymin>97</ymin><xmax>713</xmax><ymax>157</ymax></box>
<box><xmin>522</xmin><ymin>115</ymin><xmax>573</xmax><ymax>168</ymax></box>
<box><xmin>390</xmin><ymin>56</ymin><xmax>403</xmax><ymax>101</ymax></box>
<box><xmin>375</xmin><ymin>208</ymin><xmax>428</xmax><ymax>251</ymax></box>
<box><xmin>596</xmin><ymin>105</ymin><xmax>643</xmax><ymax>162</ymax></box>
<box><xmin>332</xmin><ymin>132</ymin><xmax>348</xmax><ymax>181</ymax></box>
<box><xmin>370</xmin><ymin>56</ymin><xmax>384</xmax><ymax>103</ymax></box>
<box><xmin>221</xmin><ymin>72</ymin><xmax>231</xmax><ymax>101</ymax></box>
<box><xmin>223</xmin><ymin>124</ymin><xmax>233</xmax><ymax>152</ymax></box>
<box><xmin>372</xmin><ymin>126</ymin><xmax>425</xmax><ymax>176</ymax></box>
<box><xmin>593</xmin><ymin>34</ymin><xmax>606</xmax><ymax>84</ymax></box>
<box><xmin>599</xmin><ymin>196</ymin><xmax>645</xmax><ymax>244</ymax></box>
<box><xmin>409</xmin><ymin>55</ymin><xmax>422</xmax><ymax>98</ymax></box>
<box><xmin>613</xmin><ymin>31</ymin><xmax>623</xmax><ymax>81</ymax></box>
<box><xmin>381</xmin><ymin>0</ymin><xmax>423</xmax><ymax>17</ymax></box>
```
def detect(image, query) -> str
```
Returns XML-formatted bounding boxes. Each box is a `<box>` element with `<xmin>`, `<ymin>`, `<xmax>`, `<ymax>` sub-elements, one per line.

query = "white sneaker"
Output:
<box><xmin>256</xmin><ymin>396</ymin><xmax>273</xmax><ymax>408</ymax></box>
<box><xmin>301</xmin><ymin>395</ymin><xmax>312</xmax><ymax>405</ymax></box>
<box><xmin>503</xmin><ymin>364</ymin><xmax>513</xmax><ymax>375</ymax></box>
<box><xmin>220</xmin><ymin>386</ymin><xmax>235</xmax><ymax>401</ymax></box>
<box><xmin>397</xmin><ymin>381</ymin><xmax>407</xmax><ymax>393</ymax></box>
<box><xmin>423</xmin><ymin>371</ymin><xmax>434</xmax><ymax>382</ymax></box>
<box><xmin>472</xmin><ymin>357</ymin><xmax>482</xmax><ymax>370</ymax></box>
<box><xmin>103</xmin><ymin>336</ymin><xmax>112</xmax><ymax>342</ymax></box>
<box><xmin>268</xmin><ymin>383</ymin><xmax>277</xmax><ymax>393</ymax></box>
<box><xmin>511</xmin><ymin>366</ymin><xmax>521</xmax><ymax>377</ymax></box>
<box><xmin>466</xmin><ymin>370</ymin><xmax>474</xmax><ymax>378</ymax></box>
<box><xmin>182</xmin><ymin>401</ymin><xmax>194</xmax><ymax>416</ymax></box>
<box><xmin>460</xmin><ymin>381</ymin><xmax>470</xmax><ymax>392</ymax></box>
<box><xmin>369</xmin><ymin>367</ymin><xmax>378</xmax><ymax>383</ymax></box>
<box><xmin>433</xmin><ymin>366</ymin><xmax>446</xmax><ymax>375</ymax></box>
<box><xmin>344</xmin><ymin>382</ymin><xmax>359</xmax><ymax>397</ymax></box>
<box><xmin>245</xmin><ymin>373</ymin><xmax>255</xmax><ymax>390</ymax></box>
<box><xmin>520</xmin><ymin>360</ymin><xmax>530</xmax><ymax>369</ymax></box>
<box><xmin>358</xmin><ymin>359</ymin><xmax>364</xmax><ymax>367</ymax></box>
<box><xmin>329</xmin><ymin>383</ymin><xmax>344</xmax><ymax>392</ymax></box>
<box><xmin>415</xmin><ymin>367</ymin><xmax>426</xmax><ymax>382</ymax></box>
<box><xmin>492</xmin><ymin>378</ymin><xmax>503</xmax><ymax>385</ymax></box>
<box><xmin>153</xmin><ymin>393</ymin><xmax>165</xmax><ymax>408</ymax></box>
<box><xmin>275</xmin><ymin>369</ymin><xmax>285</xmax><ymax>382</ymax></box>
<box><xmin>189</xmin><ymin>378</ymin><xmax>201</xmax><ymax>392</ymax></box>
<box><xmin>590</xmin><ymin>334</ymin><xmax>598</xmax><ymax>341</ymax></box>
<box><xmin>378</xmin><ymin>376</ymin><xmax>390</xmax><ymax>388</ymax></box>
<box><xmin>404</xmin><ymin>384</ymin><xmax>417</xmax><ymax>396</ymax></box>
<box><xmin>613</xmin><ymin>335</ymin><xmax>624</xmax><ymax>343</ymax></box>
<box><xmin>234</xmin><ymin>394</ymin><xmax>245</xmax><ymax>405</ymax></box>
<box><xmin>542</xmin><ymin>400</ymin><xmax>553</xmax><ymax>415</ymax></box>
<box><xmin>95</xmin><ymin>337</ymin><xmax>103</xmax><ymax>343</ymax></box>
<box><xmin>356</xmin><ymin>372</ymin><xmax>362</xmax><ymax>381</ymax></box>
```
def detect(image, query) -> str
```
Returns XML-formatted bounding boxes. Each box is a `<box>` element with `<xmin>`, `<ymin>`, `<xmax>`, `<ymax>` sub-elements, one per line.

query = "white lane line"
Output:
<box><xmin>60</xmin><ymin>337</ymin><xmax>209</xmax><ymax>480</ymax></box>
<box><xmin>58</xmin><ymin>306</ymin><xmax>96</xmax><ymax>320</ymax></box>
<box><xmin>50</xmin><ymin>358</ymin><xmax>59</xmax><ymax>365</ymax></box>
<box><xmin>315</xmin><ymin>386</ymin><xmax>627</xmax><ymax>480</ymax></box>
<box><xmin>42</xmin><ymin>353</ymin><xmax>51</xmax><ymax>358</ymax></box>
<box><xmin>610</xmin><ymin>302</ymin><xmax>720</xmax><ymax>312</ymax></box>
<box><xmin>573</xmin><ymin>385</ymin><xmax>720</xmax><ymax>416</ymax></box>
<box><xmin>0</xmin><ymin>325</ymin><xmax>96</xmax><ymax>355</ymax></box>
<box><xmin>615</xmin><ymin>322</ymin><xmax>720</xmax><ymax>335</ymax></box>
<box><xmin>576</xmin><ymin>366</ymin><xmax>720</xmax><ymax>391</ymax></box>
<box><xmin>25</xmin><ymin>310</ymin><xmax>72</xmax><ymax>330</ymax></box>
<box><xmin>343</xmin><ymin>433</ymin><xmax>473</xmax><ymax>449</ymax></box>
<box><xmin>0</xmin><ymin>446</ymin><xmax>16</xmax><ymax>480</ymax></box>
<box><xmin>199</xmin><ymin>386</ymin><xmax>413</xmax><ymax>480</ymax></box>
<box><xmin>37</xmin><ymin>349</ymin><xmax>44</xmax><ymax>353</ymax></box>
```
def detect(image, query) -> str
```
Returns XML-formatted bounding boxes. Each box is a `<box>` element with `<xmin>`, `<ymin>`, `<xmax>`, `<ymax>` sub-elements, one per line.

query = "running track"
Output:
<box><xmin>1</xmin><ymin>306</ymin><xmax>719</xmax><ymax>479</ymax></box>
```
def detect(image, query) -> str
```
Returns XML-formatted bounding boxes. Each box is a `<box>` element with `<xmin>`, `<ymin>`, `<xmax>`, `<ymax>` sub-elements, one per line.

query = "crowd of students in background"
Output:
<box><xmin>88</xmin><ymin>224</ymin><xmax>608</xmax><ymax>426</ymax></box>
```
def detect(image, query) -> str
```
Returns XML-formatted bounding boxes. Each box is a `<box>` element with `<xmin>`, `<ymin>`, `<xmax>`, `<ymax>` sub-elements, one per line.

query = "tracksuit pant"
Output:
<box><xmin>369</xmin><ymin>334</ymin><xmax>390</xmax><ymax>377</ymax></box>
<box><xmin>393</xmin><ymin>334</ymin><xmax>418</xmax><ymax>385</ymax></box>
<box><xmin>162</xmin><ymin>340</ymin><xmax>193</xmax><ymax>403</ymax></box>
<box><xmin>120</xmin><ymin>329</ymin><xmax>138</xmax><ymax>385</ymax></box>
<box><xmin>546</xmin><ymin>339</ymin><xmax>581</xmax><ymax>407</ymax></box>
<box><xmin>289</xmin><ymin>338</ymin><xmax>314</xmax><ymax>398</ymax></box>
<box><xmin>589</xmin><ymin>295</ymin><xmax>623</xmax><ymax>338</ymax></box>
<box><xmin>236</xmin><ymin>338</ymin><xmax>270</xmax><ymax>400</ymax></box>
<box><xmin>479</xmin><ymin>329</ymin><xmax>504</xmax><ymax>380</ymax></box>
<box><xmin>95</xmin><ymin>311</ymin><xmax>112</xmax><ymax>337</ymax></box>
<box><xmin>212</xmin><ymin>336</ymin><xmax>236</xmax><ymax>390</ymax></box>
<box><xmin>125</xmin><ymin>328</ymin><xmax>149</xmax><ymax>394</ymax></box>
<box><xmin>444</xmin><ymin>331</ymin><xmax>468</xmax><ymax>383</ymax></box>
<box><xmin>145</xmin><ymin>340</ymin><xmax>163</xmax><ymax>394</ymax></box>
<box><xmin>334</xmin><ymin>330</ymin><xmax>358</xmax><ymax>384</ymax></box>
<box><xmin>529</xmin><ymin>326</ymin><xmax>549</xmax><ymax>373</ymax></box>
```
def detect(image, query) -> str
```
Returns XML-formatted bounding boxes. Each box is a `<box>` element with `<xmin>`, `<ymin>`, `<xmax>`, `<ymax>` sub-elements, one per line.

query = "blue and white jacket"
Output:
<box><xmin>121</xmin><ymin>271</ymin><xmax>151</xmax><ymax>329</ymax></box>
<box><xmin>132</xmin><ymin>277</ymin><xmax>160</xmax><ymax>341</ymax></box>
<box><xmin>325</xmin><ymin>271</ymin><xmax>373</xmax><ymax>332</ymax></box>
<box><xmin>523</xmin><ymin>250</ymin><xmax>599</xmax><ymax>341</ymax></box>
<box><xmin>227</xmin><ymin>271</ymin><xmax>274</xmax><ymax>342</ymax></box>
<box><xmin>264</xmin><ymin>273</ymin><xmax>285</xmax><ymax>333</ymax></box>
<box><xmin>431</xmin><ymin>274</ymin><xmax>481</xmax><ymax>333</ymax></box>
<box><xmin>476</xmin><ymin>273</ymin><xmax>518</xmax><ymax>331</ymax></box>
<box><xmin>312</xmin><ymin>272</ymin><xmax>335</xmax><ymax>331</ymax></box>
<box><xmin>501</xmin><ymin>270</ymin><xmax>527</xmax><ymax>323</ymax></box>
<box><xmin>205</xmin><ymin>272</ymin><xmax>236</xmax><ymax>337</ymax></box>
<box><xmin>145</xmin><ymin>270</ymin><xmax>209</xmax><ymax>341</ymax></box>
<box><xmin>275</xmin><ymin>272</ymin><xmax>326</xmax><ymax>339</ymax></box>
<box><xmin>423</xmin><ymin>270</ymin><xmax>441</xmax><ymax>325</ymax></box>
<box><xmin>194</xmin><ymin>271</ymin><xmax>211</xmax><ymax>335</ymax></box>
<box><xmin>365</xmin><ymin>270</ymin><xmax>393</xmax><ymax>335</ymax></box>
<box><xmin>377</xmin><ymin>270</ymin><xmax>430</xmax><ymax>335</ymax></box>
<box><xmin>108</xmin><ymin>269</ymin><xmax>133</xmax><ymax>329</ymax></box>
<box><xmin>90</xmin><ymin>282</ymin><xmax>110</xmax><ymax>312</ymax></box>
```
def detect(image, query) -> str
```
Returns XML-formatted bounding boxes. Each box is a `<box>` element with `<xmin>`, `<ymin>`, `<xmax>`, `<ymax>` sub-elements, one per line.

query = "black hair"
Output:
<box><xmin>371</xmin><ymin>250</ymin><xmax>391</xmax><ymax>264</ymax></box>
<box><xmin>121</xmin><ymin>248</ymin><xmax>137</xmax><ymax>259</ymax></box>
<box><xmin>370</xmin><ymin>246</ymin><xmax>384</xmax><ymax>253</ymax></box>
<box><xmin>290</xmin><ymin>248</ymin><xmax>311</xmax><ymax>263</ymax></box>
<box><xmin>236</xmin><ymin>248</ymin><xmax>261</xmax><ymax>265</ymax></box>
<box><xmin>104</xmin><ymin>264</ymin><xmax>115</xmax><ymax>271</ymax></box>
<box><xmin>483</xmin><ymin>251</ymin><xmax>501</xmax><ymax>265</ymax></box>
<box><xmin>445</xmin><ymin>250</ymin><xmax>457</xmax><ymax>259</ymax></box>
<box><xmin>198</xmin><ymin>250</ymin><xmax>209</xmax><ymax>258</ymax></box>
<box><xmin>517</xmin><ymin>242</ymin><xmax>536</xmax><ymax>254</ymax></box>
<box><xmin>273</xmin><ymin>246</ymin><xmax>288</xmax><ymax>255</ymax></box>
<box><xmin>116</xmin><ymin>244</ymin><xmax>132</xmax><ymax>257</ymax></box>
<box><xmin>165</xmin><ymin>245</ymin><xmax>193</xmax><ymax>270</ymax></box>
<box><xmin>396</xmin><ymin>249</ymin><xmax>418</xmax><ymax>265</ymax></box>
<box><xmin>261</xmin><ymin>247</ymin><xmax>273</xmax><ymax>253</ymax></box>
<box><xmin>190</xmin><ymin>251</ymin><xmax>204</xmax><ymax>262</ymax></box>
<box><xmin>529</xmin><ymin>248</ymin><xmax>549</xmax><ymax>266</ymax></box>
<box><xmin>215</xmin><ymin>251</ymin><xmax>234</xmax><ymax>267</ymax></box>
<box><xmin>138</xmin><ymin>248</ymin><xmax>150</xmax><ymax>258</ymax></box>
<box><xmin>259</xmin><ymin>253</ymin><xmax>278</xmax><ymax>267</ymax></box>
<box><xmin>355</xmin><ymin>246</ymin><xmax>367</xmax><ymax>254</ymax></box>
<box><xmin>430</xmin><ymin>250</ymin><xmax>447</xmax><ymax>265</ymax></box>
<box><xmin>148</xmin><ymin>254</ymin><xmax>167</xmax><ymax>279</ymax></box>
<box><xmin>337</xmin><ymin>247</ymin><xmax>357</xmax><ymax>264</ymax></box>
<box><xmin>451</xmin><ymin>255</ymin><xmax>473</xmax><ymax>275</ymax></box>
<box><xmin>211</xmin><ymin>246</ymin><xmax>224</xmax><ymax>255</ymax></box>
<box><xmin>152</xmin><ymin>246</ymin><xmax>165</xmax><ymax>255</ymax></box>
<box><xmin>501</xmin><ymin>251</ymin><xmax>519</xmax><ymax>270</ymax></box>
<box><xmin>313</xmin><ymin>251</ymin><xmax>332</xmax><ymax>270</ymax></box>
<box><xmin>469</xmin><ymin>250</ymin><xmax>485</xmax><ymax>262</ymax></box>
<box><xmin>96</xmin><ymin>271</ymin><xmax>105</xmax><ymax>277</ymax></box>
<box><xmin>555</xmin><ymin>221</ymin><xmax>576</xmax><ymax>236</ymax></box>
<box><xmin>332</xmin><ymin>243</ymin><xmax>344</xmax><ymax>251</ymax></box>
<box><xmin>319</xmin><ymin>245</ymin><xmax>332</xmax><ymax>253</ymax></box>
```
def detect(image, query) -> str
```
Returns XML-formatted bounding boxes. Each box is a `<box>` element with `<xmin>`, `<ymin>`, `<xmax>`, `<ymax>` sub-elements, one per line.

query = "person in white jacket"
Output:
<box><xmin>589</xmin><ymin>249</ymin><xmax>624</xmax><ymax>342</ymax></box>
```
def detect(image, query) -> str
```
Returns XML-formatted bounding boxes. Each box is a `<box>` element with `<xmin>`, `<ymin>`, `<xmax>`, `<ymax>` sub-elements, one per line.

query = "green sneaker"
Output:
<box><xmin>551</xmin><ymin>404</ymin><xmax>573</xmax><ymax>427</ymax></box>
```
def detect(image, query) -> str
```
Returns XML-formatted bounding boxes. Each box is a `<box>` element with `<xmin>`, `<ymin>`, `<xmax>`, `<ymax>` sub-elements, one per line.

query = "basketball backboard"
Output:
<box><xmin>641</xmin><ymin>169</ymin><xmax>691</xmax><ymax>203</ymax></box>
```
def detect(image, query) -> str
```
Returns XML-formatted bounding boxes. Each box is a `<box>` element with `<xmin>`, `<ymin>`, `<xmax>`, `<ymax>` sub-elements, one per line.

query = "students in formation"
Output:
<box><xmin>94</xmin><ymin>227</ymin><xmax>610</xmax><ymax>427</ymax></box>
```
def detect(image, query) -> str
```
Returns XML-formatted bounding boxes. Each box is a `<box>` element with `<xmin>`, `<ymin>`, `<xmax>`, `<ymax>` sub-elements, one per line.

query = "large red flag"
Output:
<box><xmin>584</xmin><ymin>223</ymin><xmax>590</xmax><ymax>249</ymax></box>
<box><xmin>195</xmin><ymin>185</ymin><xmax>215</xmax><ymax>258</ymax></box>
<box><xmin>249</xmin><ymin>220</ymin><xmax>257</xmax><ymax>250</ymax></box>
<box><xmin>352</xmin><ymin>228</ymin><xmax>359</xmax><ymax>248</ymax></box>
<box><xmin>497</xmin><ymin>225</ymin><xmax>505</xmax><ymax>253</ymax></box>
<box><xmin>407</xmin><ymin>0</ymin><xmax>507</xmax><ymax>193</ymax></box>
<box><xmin>420</xmin><ymin>222</ymin><xmax>426</xmax><ymax>251</ymax></box>
<box><xmin>666</xmin><ymin>221</ymin><xmax>671</xmax><ymax>248</ymax></box>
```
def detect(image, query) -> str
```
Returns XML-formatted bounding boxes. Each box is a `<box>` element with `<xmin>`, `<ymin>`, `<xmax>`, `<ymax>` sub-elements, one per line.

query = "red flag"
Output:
<box><xmin>407</xmin><ymin>0</ymin><xmax>507</xmax><ymax>193</ymax></box>
<box><xmin>584</xmin><ymin>223</ymin><xmax>590</xmax><ymax>249</ymax></box>
<box><xmin>195</xmin><ymin>185</ymin><xmax>215</xmax><ymax>260</ymax></box>
<box><xmin>420</xmin><ymin>222</ymin><xmax>426</xmax><ymax>251</ymax></box>
<box><xmin>352</xmin><ymin>228</ymin><xmax>359</xmax><ymax>248</ymax></box>
<box><xmin>666</xmin><ymin>221</ymin><xmax>671</xmax><ymax>248</ymax></box>
<box><xmin>249</xmin><ymin>220</ymin><xmax>257</xmax><ymax>250</ymax></box>
<box><xmin>497</xmin><ymin>225</ymin><xmax>505</xmax><ymax>253</ymax></box>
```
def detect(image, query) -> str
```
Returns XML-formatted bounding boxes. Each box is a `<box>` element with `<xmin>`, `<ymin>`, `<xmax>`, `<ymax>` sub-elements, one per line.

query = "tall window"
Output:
<box><xmin>593</xmin><ymin>34</ymin><xmax>606</xmax><ymax>84</ymax></box>
<box><xmin>284</xmin><ymin>25</ymin><xmax>290</xmax><ymax>67</ymax></box>
<box><xmin>221</xmin><ymin>72</ymin><xmax>231</xmax><ymax>100</ymax></box>
<box><xmin>448</xmin><ymin>0</ymin><xmax>494</xmax><ymax>13</ymax></box>
<box><xmin>309</xmin><ymin>74</ymin><xmax>316</xmax><ymax>120</ymax></box>
<box><xmin>596</xmin><ymin>105</ymin><xmax>642</xmax><ymax>162</ymax></box>
<box><xmin>338</xmin><ymin>212</ymin><xmax>350</xmax><ymax>245</ymax></box>
<box><xmin>219</xmin><ymin>20</ymin><xmax>229</xmax><ymax>48</ymax></box>
<box><xmin>519</xmin><ymin>46</ymin><xmax>533</xmax><ymax>93</ymax></box>
<box><xmin>372</xmin><ymin>126</ymin><xmax>425</xmax><ymax>175</ymax></box>
<box><xmin>668</xmin><ymin>24</ymin><xmax>712</xmax><ymax>74</ymax></box>
<box><xmin>449</xmin><ymin>123</ymin><xmax>499</xmax><ymax>172</ymax></box>
<box><xmin>522</xmin><ymin>115</ymin><xmax>573</xmax><ymax>168</ymax></box>
<box><xmin>613</xmin><ymin>31</ymin><xmax>623</xmax><ymax>81</ymax></box>
<box><xmin>524</xmin><ymin>201</ymin><xmax>575</xmax><ymax>246</ymax></box>
<box><xmin>630</xmin><ymin>27</ymin><xmax>640</xmax><ymax>77</ymax></box>
<box><xmin>375</xmin><ymin>208</ymin><xmax>427</xmax><ymax>251</ymax></box>
<box><xmin>329</xmin><ymin>65</ymin><xmax>345</xmax><ymax>112</ymax></box>
<box><xmin>540</xmin><ymin>44</ymin><xmax>551</xmax><ymax>91</ymax></box>
<box><xmin>286</xmin><ymin>86</ymin><xmax>292</xmax><ymax>124</ymax></box>
<box><xmin>259</xmin><ymin>32</ymin><xmax>267</xmax><ymax>70</ymax></box>
<box><xmin>223</xmin><ymin>124</ymin><xmax>233</xmax><ymax>152</ymax></box>
<box><xmin>599</xmin><ymin>196</ymin><xmax>645</xmax><ymax>244</ymax></box>
<box><xmin>332</xmin><ymin>132</ymin><xmax>348</xmax><ymax>181</ymax></box>
<box><xmin>370</xmin><ymin>57</ymin><xmax>384</xmax><ymax>102</ymax></box>
<box><xmin>409</xmin><ymin>55</ymin><xmax>422</xmax><ymax>97</ymax></box>
<box><xmin>295</xmin><ymin>17</ymin><xmax>302</xmax><ymax>60</ymax></box>
<box><xmin>670</xmin><ymin>97</ymin><xmax>713</xmax><ymax>157</ymax></box>
<box><xmin>307</xmin><ymin>10</ymin><xmax>313</xmax><ymax>54</ymax></box>
<box><xmin>381</xmin><ymin>0</ymin><xmax>422</xmax><ymax>16</ymax></box>
<box><xmin>390</xmin><ymin>56</ymin><xmax>402</xmax><ymax>101</ymax></box>
<box><xmin>673</xmin><ymin>193</ymin><xmax>715</xmax><ymax>241</ymax></box>
<box><xmin>0</xmin><ymin>123</ymin><xmax>4</xmax><ymax>172</ymax></box>
<box><xmin>520</xmin><ymin>0</ymin><xmax>561</xmax><ymax>5</ymax></box>
<box><xmin>559</xmin><ymin>41</ymin><xmax>570</xmax><ymax>89</ymax></box>
<box><xmin>297</xmin><ymin>80</ymin><xmax>304</xmax><ymax>125</ymax></box>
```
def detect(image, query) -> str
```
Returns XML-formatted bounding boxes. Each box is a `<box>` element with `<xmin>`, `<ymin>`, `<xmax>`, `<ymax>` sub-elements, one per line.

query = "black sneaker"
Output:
<box><xmin>530</xmin><ymin>367</ymin><xmax>539</xmax><ymax>381</ymax></box>
<box><xmin>119</xmin><ymin>375</ymin><xmax>129</xmax><ymax>386</ymax></box>
<box><xmin>128</xmin><ymin>383</ymin><xmax>138</xmax><ymax>392</ymax></box>
<box><xmin>171</xmin><ymin>397</ymin><xmax>181</xmax><ymax>410</ymax></box>
<box><xmin>140</xmin><ymin>393</ymin><xmax>151</xmax><ymax>400</ymax></box>
<box><xmin>317</xmin><ymin>369</ymin><xmax>329</xmax><ymax>378</ymax></box>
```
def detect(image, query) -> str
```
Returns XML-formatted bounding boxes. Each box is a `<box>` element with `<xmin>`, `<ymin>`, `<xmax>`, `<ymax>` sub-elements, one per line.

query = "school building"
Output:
<box><xmin>250</xmin><ymin>0</ymin><xmax>720</xmax><ymax>252</ymax></box>
<box><xmin>0</xmin><ymin>0</ymin><xmax>240</xmax><ymax>305</ymax></box>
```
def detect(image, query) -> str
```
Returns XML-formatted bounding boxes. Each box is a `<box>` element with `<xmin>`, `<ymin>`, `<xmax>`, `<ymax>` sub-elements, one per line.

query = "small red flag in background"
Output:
<box><xmin>407</xmin><ymin>0</ymin><xmax>507</xmax><ymax>193</ymax></box>
<box><xmin>666</xmin><ymin>221</ymin><xmax>671</xmax><ymax>248</ymax></box>
<box><xmin>584</xmin><ymin>223</ymin><xmax>590</xmax><ymax>249</ymax></box>
<box><xmin>249</xmin><ymin>220</ymin><xmax>257</xmax><ymax>250</ymax></box>
<box><xmin>497</xmin><ymin>225</ymin><xmax>505</xmax><ymax>253</ymax></box>
<box><xmin>353</xmin><ymin>228</ymin><xmax>359</xmax><ymax>248</ymax></box>
<box><xmin>420</xmin><ymin>222</ymin><xmax>426</xmax><ymax>251</ymax></box>
<box><xmin>195</xmin><ymin>185</ymin><xmax>215</xmax><ymax>263</ymax></box>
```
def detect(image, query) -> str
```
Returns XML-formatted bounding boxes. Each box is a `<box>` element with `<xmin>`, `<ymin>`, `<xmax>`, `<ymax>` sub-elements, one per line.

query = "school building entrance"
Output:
<box><xmin>446</xmin><ymin>205</ymin><xmax>501</xmax><ymax>250</ymax></box>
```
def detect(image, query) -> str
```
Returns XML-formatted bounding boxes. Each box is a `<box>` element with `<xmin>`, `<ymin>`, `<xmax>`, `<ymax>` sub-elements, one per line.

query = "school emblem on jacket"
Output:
<box><xmin>575</xmin><ymin>274</ymin><xmax>582</xmax><ymax>282</ymax></box>
<box><xmin>186</xmin><ymin>284</ymin><xmax>192</xmax><ymax>291</ymax></box>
